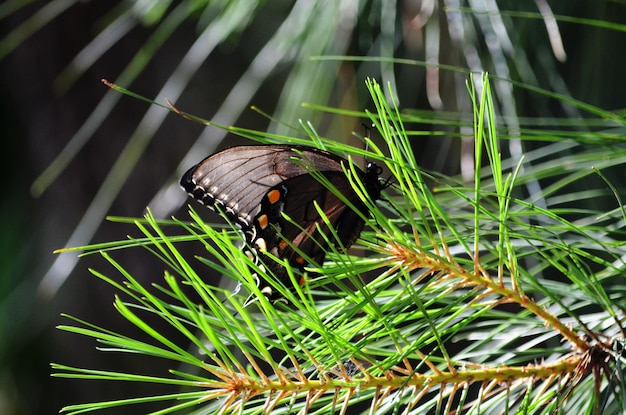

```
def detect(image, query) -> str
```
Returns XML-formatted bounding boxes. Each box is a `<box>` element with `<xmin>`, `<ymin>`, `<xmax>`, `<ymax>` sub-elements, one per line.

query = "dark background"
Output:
<box><xmin>0</xmin><ymin>1</ymin><xmax>624</xmax><ymax>414</ymax></box>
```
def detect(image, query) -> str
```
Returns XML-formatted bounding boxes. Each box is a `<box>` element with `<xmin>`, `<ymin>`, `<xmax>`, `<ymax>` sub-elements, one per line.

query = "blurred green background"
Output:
<box><xmin>1</xmin><ymin>1</ymin><xmax>625</xmax><ymax>414</ymax></box>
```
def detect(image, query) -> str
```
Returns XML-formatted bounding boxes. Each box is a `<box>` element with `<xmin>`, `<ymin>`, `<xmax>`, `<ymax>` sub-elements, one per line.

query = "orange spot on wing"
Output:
<box><xmin>267</xmin><ymin>189</ymin><xmax>282</xmax><ymax>204</ymax></box>
<box><xmin>257</xmin><ymin>214</ymin><xmax>268</xmax><ymax>229</ymax></box>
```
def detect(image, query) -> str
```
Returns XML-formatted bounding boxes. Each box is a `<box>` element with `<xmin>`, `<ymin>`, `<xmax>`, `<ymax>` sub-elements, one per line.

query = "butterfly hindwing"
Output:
<box><xmin>262</xmin><ymin>172</ymin><xmax>366</xmax><ymax>263</ymax></box>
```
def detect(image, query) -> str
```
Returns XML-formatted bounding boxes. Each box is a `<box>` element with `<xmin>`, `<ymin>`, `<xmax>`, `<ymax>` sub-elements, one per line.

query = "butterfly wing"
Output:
<box><xmin>253</xmin><ymin>172</ymin><xmax>366</xmax><ymax>268</ymax></box>
<box><xmin>181</xmin><ymin>144</ymin><xmax>381</xmax><ymax>297</ymax></box>
<box><xmin>180</xmin><ymin>145</ymin><xmax>348</xmax><ymax>230</ymax></box>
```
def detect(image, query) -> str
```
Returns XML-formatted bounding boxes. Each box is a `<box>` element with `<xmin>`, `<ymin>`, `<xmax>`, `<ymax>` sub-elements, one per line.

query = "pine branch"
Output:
<box><xmin>54</xmin><ymin>76</ymin><xmax>626</xmax><ymax>414</ymax></box>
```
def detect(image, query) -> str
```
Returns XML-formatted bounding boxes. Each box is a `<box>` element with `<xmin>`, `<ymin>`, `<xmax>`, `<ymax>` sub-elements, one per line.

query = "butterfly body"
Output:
<box><xmin>181</xmin><ymin>145</ymin><xmax>382</xmax><ymax>297</ymax></box>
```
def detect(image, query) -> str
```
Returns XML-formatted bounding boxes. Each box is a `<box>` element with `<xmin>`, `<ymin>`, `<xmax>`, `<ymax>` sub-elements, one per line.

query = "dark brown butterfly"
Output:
<box><xmin>180</xmin><ymin>145</ymin><xmax>383</xmax><ymax>298</ymax></box>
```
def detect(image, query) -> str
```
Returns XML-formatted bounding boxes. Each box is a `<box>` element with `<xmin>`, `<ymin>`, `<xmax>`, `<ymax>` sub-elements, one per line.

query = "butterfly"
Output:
<box><xmin>180</xmin><ymin>145</ymin><xmax>383</xmax><ymax>298</ymax></box>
